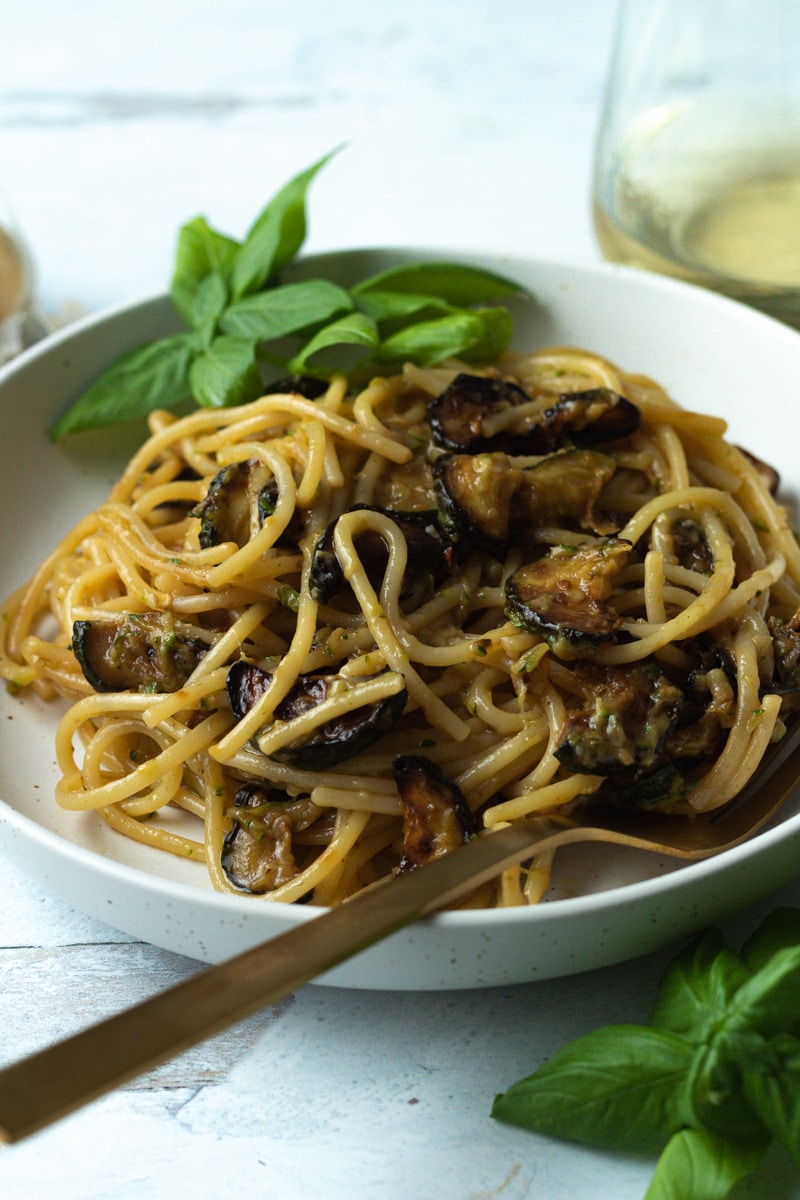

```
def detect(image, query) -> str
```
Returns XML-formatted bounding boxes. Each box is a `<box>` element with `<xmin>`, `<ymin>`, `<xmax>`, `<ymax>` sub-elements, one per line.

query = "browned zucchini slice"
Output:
<box><xmin>72</xmin><ymin>614</ymin><xmax>208</xmax><ymax>693</ymax></box>
<box><xmin>768</xmin><ymin>611</ymin><xmax>800</xmax><ymax>713</ymax></box>
<box><xmin>191</xmin><ymin>457</ymin><xmax>305</xmax><ymax>550</ymax></box>
<box><xmin>555</xmin><ymin>643</ymin><xmax>741</xmax><ymax>811</ymax></box>
<box><xmin>427</xmin><ymin>372</ymin><xmax>530</xmax><ymax>452</ymax></box>
<box><xmin>553</xmin><ymin>662</ymin><xmax>684</xmax><ymax>775</ymax></box>
<box><xmin>191</xmin><ymin>461</ymin><xmax>262</xmax><ymax>549</ymax></box>
<box><xmin>434</xmin><ymin>448</ymin><xmax>619</xmax><ymax>555</ymax></box>
<box><xmin>266</xmin><ymin>374</ymin><xmax>329</xmax><ymax>400</ymax></box>
<box><xmin>600</xmin><ymin>763</ymin><xmax>687</xmax><ymax>811</ymax></box>
<box><xmin>771</xmin><ymin>615</ymin><xmax>800</xmax><ymax>691</ymax></box>
<box><xmin>514</xmin><ymin>448</ymin><xmax>618</xmax><ymax>535</ymax></box>
<box><xmin>221</xmin><ymin>781</ymin><xmax>306</xmax><ymax>894</ymax></box>
<box><xmin>308</xmin><ymin>504</ymin><xmax>449</xmax><ymax>604</ymax></box>
<box><xmin>226</xmin><ymin>661</ymin><xmax>408</xmax><ymax>769</ymax></box>
<box><xmin>671</xmin><ymin>518</ymin><xmax>714</xmax><ymax>575</ymax></box>
<box><xmin>533</xmin><ymin>388</ymin><xmax>641</xmax><ymax>451</ymax></box>
<box><xmin>433</xmin><ymin>452</ymin><xmax>519</xmax><ymax>552</ymax></box>
<box><xmin>427</xmin><ymin>376</ymin><xmax>640</xmax><ymax>456</ymax></box>
<box><xmin>191</xmin><ymin>458</ymin><xmax>309</xmax><ymax>552</ymax></box>
<box><xmin>504</xmin><ymin>537</ymin><xmax>632</xmax><ymax>657</ymax></box>
<box><xmin>392</xmin><ymin>755</ymin><xmax>476</xmax><ymax>873</ymax></box>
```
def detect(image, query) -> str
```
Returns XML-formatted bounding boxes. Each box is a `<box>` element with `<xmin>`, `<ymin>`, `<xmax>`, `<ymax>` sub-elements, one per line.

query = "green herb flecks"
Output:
<box><xmin>51</xmin><ymin>149</ymin><xmax>525</xmax><ymax>439</ymax></box>
<box><xmin>492</xmin><ymin>909</ymin><xmax>800</xmax><ymax>1199</ymax></box>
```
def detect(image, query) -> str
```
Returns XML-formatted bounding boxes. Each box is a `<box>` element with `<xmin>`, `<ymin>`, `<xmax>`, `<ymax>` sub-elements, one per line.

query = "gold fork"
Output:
<box><xmin>2</xmin><ymin>724</ymin><xmax>800</xmax><ymax>1145</ymax></box>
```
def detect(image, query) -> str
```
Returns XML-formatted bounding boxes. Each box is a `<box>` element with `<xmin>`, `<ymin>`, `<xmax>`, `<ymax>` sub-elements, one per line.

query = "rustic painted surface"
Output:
<box><xmin>2</xmin><ymin>3</ymin><xmax>800</xmax><ymax>1197</ymax></box>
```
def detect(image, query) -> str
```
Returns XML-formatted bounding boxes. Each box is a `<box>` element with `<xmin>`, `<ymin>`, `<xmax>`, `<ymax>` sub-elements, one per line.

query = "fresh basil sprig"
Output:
<box><xmin>50</xmin><ymin>150</ymin><xmax>524</xmax><ymax>439</ymax></box>
<box><xmin>492</xmin><ymin>908</ymin><xmax>800</xmax><ymax>1199</ymax></box>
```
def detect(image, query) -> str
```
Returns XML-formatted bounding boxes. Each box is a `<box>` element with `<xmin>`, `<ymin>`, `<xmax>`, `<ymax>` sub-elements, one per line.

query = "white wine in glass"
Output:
<box><xmin>592</xmin><ymin>1</ymin><xmax>800</xmax><ymax>329</ymax></box>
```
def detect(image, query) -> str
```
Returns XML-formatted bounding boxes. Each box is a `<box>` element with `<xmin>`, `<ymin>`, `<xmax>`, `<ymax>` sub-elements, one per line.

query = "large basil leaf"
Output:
<box><xmin>191</xmin><ymin>271</ymin><xmax>229</xmax><ymax>346</ymax></box>
<box><xmin>375</xmin><ymin>311</ymin><xmax>491</xmax><ymax>368</ymax></box>
<box><xmin>353</xmin><ymin>261</ymin><xmax>523</xmax><ymax>305</ymax></box>
<box><xmin>50</xmin><ymin>334</ymin><xmax>195</xmax><ymax>439</ymax></box>
<box><xmin>491</xmin><ymin>1025</ymin><xmax>693</xmax><ymax>1155</ymax></box>
<box><xmin>650</xmin><ymin>929</ymin><xmax>753</xmax><ymax>1045</ymax></box>
<box><xmin>352</xmin><ymin>289</ymin><xmax>453</xmax><ymax>328</ymax></box>
<box><xmin>455</xmin><ymin>305</ymin><xmax>514</xmax><ymax>363</ymax></box>
<box><xmin>741</xmin><ymin>1033</ymin><xmax>800</xmax><ymax>1166</ymax></box>
<box><xmin>288</xmin><ymin>311</ymin><xmax>379</xmax><ymax>372</ymax></box>
<box><xmin>188</xmin><ymin>335</ymin><xmax>263</xmax><ymax>408</ymax></box>
<box><xmin>221</xmin><ymin>278</ymin><xmax>353</xmax><ymax>340</ymax></box>
<box><xmin>726</xmin><ymin>944</ymin><xmax>800</xmax><ymax>1040</ymax></box>
<box><xmin>230</xmin><ymin>150</ymin><xmax>338</xmax><ymax>301</ymax></box>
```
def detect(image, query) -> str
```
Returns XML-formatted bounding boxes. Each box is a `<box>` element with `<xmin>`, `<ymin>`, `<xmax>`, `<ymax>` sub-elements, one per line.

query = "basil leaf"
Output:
<box><xmin>221</xmin><ymin>278</ymin><xmax>353</xmax><ymax>340</ymax></box>
<box><xmin>375</xmin><ymin>311</ymin><xmax>489</xmax><ymax>368</ymax></box>
<box><xmin>650</xmin><ymin>929</ymin><xmax>753</xmax><ymax>1044</ymax></box>
<box><xmin>50</xmin><ymin>334</ymin><xmax>194</xmax><ymax>439</ymax></box>
<box><xmin>353</xmin><ymin>261</ymin><xmax>523</xmax><ymax>305</ymax></box>
<box><xmin>192</xmin><ymin>271</ymin><xmax>229</xmax><ymax>345</ymax></box>
<box><xmin>491</xmin><ymin>1025</ymin><xmax>693</xmax><ymax>1154</ymax></box>
<box><xmin>689</xmin><ymin>1029</ymin><xmax>771</xmax><ymax>1141</ymax></box>
<box><xmin>644</xmin><ymin>1127</ymin><xmax>767</xmax><ymax>1200</ymax></box>
<box><xmin>231</xmin><ymin>149</ymin><xmax>338</xmax><ymax>301</ymax></box>
<box><xmin>741</xmin><ymin>908</ymin><xmax>800</xmax><ymax>974</ymax></box>
<box><xmin>741</xmin><ymin>1033</ymin><xmax>800</xmax><ymax>1165</ymax></box>
<box><xmin>188</xmin><ymin>335</ymin><xmax>263</xmax><ymax>408</ymax></box>
<box><xmin>726</xmin><ymin>944</ymin><xmax>800</xmax><ymax>1040</ymax></box>
<box><xmin>171</xmin><ymin>216</ymin><xmax>240</xmax><ymax>326</ymax></box>
<box><xmin>289</xmin><ymin>312</ymin><xmax>379</xmax><ymax>371</ymax></box>
<box><xmin>51</xmin><ymin>151</ymin><xmax>528</xmax><ymax>436</ymax></box>
<box><xmin>353</xmin><ymin>289</ymin><xmax>453</xmax><ymax>326</ymax></box>
<box><xmin>455</xmin><ymin>305</ymin><xmax>514</xmax><ymax>363</ymax></box>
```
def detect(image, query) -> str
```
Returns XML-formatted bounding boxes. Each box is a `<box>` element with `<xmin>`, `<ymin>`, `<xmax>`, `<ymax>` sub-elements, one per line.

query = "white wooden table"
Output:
<box><xmin>2</xmin><ymin>3</ymin><xmax>800</xmax><ymax>1197</ymax></box>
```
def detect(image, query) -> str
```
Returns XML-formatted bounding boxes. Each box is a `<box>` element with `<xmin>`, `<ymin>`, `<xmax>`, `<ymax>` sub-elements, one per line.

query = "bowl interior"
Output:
<box><xmin>2</xmin><ymin>249</ymin><xmax>800</xmax><ymax>988</ymax></box>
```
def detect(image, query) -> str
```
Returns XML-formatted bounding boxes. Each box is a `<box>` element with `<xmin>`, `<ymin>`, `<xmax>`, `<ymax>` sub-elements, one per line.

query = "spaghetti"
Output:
<box><xmin>2</xmin><ymin>345</ymin><xmax>799</xmax><ymax>907</ymax></box>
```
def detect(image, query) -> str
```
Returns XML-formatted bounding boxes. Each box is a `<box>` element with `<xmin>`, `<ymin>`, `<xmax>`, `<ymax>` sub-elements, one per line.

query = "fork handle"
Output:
<box><xmin>0</xmin><ymin>814</ymin><xmax>575</xmax><ymax>1144</ymax></box>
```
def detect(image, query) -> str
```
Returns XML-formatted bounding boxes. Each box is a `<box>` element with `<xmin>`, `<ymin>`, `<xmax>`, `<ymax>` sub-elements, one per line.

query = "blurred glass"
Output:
<box><xmin>0</xmin><ymin>190</ymin><xmax>36</xmax><ymax>362</ymax></box>
<box><xmin>0</xmin><ymin>194</ymin><xmax>29</xmax><ymax>312</ymax></box>
<box><xmin>592</xmin><ymin>0</ymin><xmax>800</xmax><ymax>328</ymax></box>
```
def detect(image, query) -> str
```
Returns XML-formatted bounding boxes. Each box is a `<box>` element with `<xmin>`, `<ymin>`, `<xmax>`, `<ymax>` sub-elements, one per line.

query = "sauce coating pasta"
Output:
<box><xmin>3</xmin><ymin>345</ymin><xmax>799</xmax><ymax>907</ymax></box>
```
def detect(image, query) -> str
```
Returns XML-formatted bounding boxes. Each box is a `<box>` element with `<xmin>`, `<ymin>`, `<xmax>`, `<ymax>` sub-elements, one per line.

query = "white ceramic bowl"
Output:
<box><xmin>2</xmin><ymin>249</ymin><xmax>800</xmax><ymax>990</ymax></box>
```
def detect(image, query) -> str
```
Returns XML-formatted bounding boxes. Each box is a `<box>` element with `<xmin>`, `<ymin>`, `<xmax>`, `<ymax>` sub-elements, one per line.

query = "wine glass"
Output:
<box><xmin>0</xmin><ymin>187</ymin><xmax>34</xmax><ymax>361</ymax></box>
<box><xmin>591</xmin><ymin>0</ymin><xmax>800</xmax><ymax>328</ymax></box>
